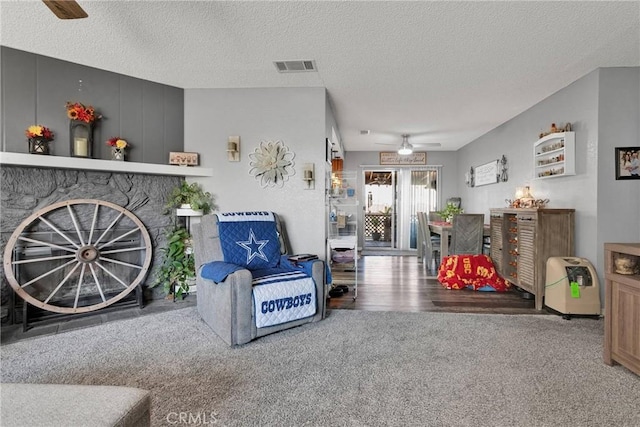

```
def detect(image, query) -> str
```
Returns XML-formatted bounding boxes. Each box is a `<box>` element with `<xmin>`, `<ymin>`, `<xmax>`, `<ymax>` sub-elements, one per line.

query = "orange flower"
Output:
<box><xmin>66</xmin><ymin>101</ymin><xmax>101</xmax><ymax>123</ymax></box>
<box><xmin>25</xmin><ymin>125</ymin><xmax>54</xmax><ymax>140</ymax></box>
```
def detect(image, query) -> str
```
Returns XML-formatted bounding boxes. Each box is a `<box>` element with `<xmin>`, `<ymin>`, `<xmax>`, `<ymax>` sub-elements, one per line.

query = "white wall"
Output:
<box><xmin>596</xmin><ymin>68</ymin><xmax>640</xmax><ymax>269</ymax></box>
<box><xmin>342</xmin><ymin>150</ymin><xmax>459</xmax><ymax>248</ymax></box>
<box><xmin>184</xmin><ymin>87</ymin><xmax>329</xmax><ymax>258</ymax></box>
<box><xmin>457</xmin><ymin>67</ymin><xmax>640</xmax><ymax>298</ymax></box>
<box><xmin>343</xmin><ymin>150</ymin><xmax>460</xmax><ymax>206</ymax></box>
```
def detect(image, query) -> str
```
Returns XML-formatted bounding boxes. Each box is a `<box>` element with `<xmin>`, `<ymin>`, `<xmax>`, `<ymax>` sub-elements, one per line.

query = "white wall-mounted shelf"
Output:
<box><xmin>0</xmin><ymin>152</ymin><xmax>213</xmax><ymax>177</ymax></box>
<box><xmin>533</xmin><ymin>132</ymin><xmax>575</xmax><ymax>179</ymax></box>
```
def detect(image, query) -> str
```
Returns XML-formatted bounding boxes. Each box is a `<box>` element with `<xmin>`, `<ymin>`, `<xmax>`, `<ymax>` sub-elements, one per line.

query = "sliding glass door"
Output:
<box><xmin>363</xmin><ymin>167</ymin><xmax>440</xmax><ymax>251</ymax></box>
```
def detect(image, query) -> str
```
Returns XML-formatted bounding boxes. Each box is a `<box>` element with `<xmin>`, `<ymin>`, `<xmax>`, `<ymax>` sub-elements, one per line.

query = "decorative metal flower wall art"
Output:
<box><xmin>249</xmin><ymin>140</ymin><xmax>296</xmax><ymax>188</ymax></box>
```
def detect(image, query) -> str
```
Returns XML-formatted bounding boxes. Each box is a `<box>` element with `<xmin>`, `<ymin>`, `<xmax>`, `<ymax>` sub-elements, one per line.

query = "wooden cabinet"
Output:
<box><xmin>490</xmin><ymin>208</ymin><xmax>575</xmax><ymax>310</ymax></box>
<box><xmin>604</xmin><ymin>243</ymin><xmax>640</xmax><ymax>375</ymax></box>
<box><xmin>534</xmin><ymin>132</ymin><xmax>575</xmax><ymax>179</ymax></box>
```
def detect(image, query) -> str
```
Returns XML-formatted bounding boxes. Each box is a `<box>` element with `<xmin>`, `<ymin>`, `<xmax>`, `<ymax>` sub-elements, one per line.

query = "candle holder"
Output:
<box><xmin>70</xmin><ymin>120</ymin><xmax>94</xmax><ymax>158</ymax></box>
<box><xmin>302</xmin><ymin>163</ymin><xmax>315</xmax><ymax>189</ymax></box>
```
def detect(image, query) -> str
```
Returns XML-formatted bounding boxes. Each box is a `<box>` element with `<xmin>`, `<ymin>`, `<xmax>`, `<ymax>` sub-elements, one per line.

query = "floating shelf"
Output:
<box><xmin>533</xmin><ymin>132</ymin><xmax>575</xmax><ymax>179</ymax></box>
<box><xmin>0</xmin><ymin>152</ymin><xmax>213</xmax><ymax>177</ymax></box>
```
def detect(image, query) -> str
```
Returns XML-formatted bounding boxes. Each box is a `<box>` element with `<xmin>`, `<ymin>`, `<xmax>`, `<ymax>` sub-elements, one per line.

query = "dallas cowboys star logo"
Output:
<box><xmin>236</xmin><ymin>228</ymin><xmax>269</xmax><ymax>264</ymax></box>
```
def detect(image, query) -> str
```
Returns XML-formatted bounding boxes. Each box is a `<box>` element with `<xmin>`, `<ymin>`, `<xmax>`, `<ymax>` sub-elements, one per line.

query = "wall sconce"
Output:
<box><xmin>227</xmin><ymin>136</ymin><xmax>240</xmax><ymax>162</ymax></box>
<box><xmin>302</xmin><ymin>163</ymin><xmax>315</xmax><ymax>189</ymax></box>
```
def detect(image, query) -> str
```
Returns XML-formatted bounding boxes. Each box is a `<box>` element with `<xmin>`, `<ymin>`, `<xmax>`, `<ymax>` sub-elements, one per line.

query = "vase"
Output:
<box><xmin>69</xmin><ymin>120</ymin><xmax>94</xmax><ymax>158</ymax></box>
<box><xmin>28</xmin><ymin>137</ymin><xmax>50</xmax><ymax>155</ymax></box>
<box><xmin>111</xmin><ymin>147</ymin><xmax>125</xmax><ymax>161</ymax></box>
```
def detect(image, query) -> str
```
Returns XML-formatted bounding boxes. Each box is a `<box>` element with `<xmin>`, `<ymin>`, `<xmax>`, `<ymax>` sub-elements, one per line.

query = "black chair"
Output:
<box><xmin>449</xmin><ymin>214</ymin><xmax>484</xmax><ymax>255</ymax></box>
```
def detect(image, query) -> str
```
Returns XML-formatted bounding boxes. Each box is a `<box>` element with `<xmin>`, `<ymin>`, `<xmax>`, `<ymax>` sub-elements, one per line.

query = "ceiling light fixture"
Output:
<box><xmin>397</xmin><ymin>134</ymin><xmax>413</xmax><ymax>155</ymax></box>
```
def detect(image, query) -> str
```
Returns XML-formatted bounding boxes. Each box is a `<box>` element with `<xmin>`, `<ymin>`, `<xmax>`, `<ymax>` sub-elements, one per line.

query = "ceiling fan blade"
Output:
<box><xmin>42</xmin><ymin>0</ymin><xmax>88</xmax><ymax>19</ymax></box>
<box><xmin>413</xmin><ymin>143</ymin><xmax>442</xmax><ymax>148</ymax></box>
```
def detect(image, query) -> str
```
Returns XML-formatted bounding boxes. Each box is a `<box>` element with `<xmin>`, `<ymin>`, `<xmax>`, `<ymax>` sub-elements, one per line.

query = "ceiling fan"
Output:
<box><xmin>42</xmin><ymin>0</ymin><xmax>88</xmax><ymax>19</ymax></box>
<box><xmin>369</xmin><ymin>131</ymin><xmax>441</xmax><ymax>154</ymax></box>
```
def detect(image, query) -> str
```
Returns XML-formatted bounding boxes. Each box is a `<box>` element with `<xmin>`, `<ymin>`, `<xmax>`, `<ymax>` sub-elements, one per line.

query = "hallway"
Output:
<box><xmin>328</xmin><ymin>255</ymin><xmax>541</xmax><ymax>314</ymax></box>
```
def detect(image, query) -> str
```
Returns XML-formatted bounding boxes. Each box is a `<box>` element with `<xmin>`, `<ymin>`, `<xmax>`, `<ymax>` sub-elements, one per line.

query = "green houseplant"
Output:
<box><xmin>152</xmin><ymin>227</ymin><xmax>195</xmax><ymax>300</ymax></box>
<box><xmin>165</xmin><ymin>181</ymin><xmax>215</xmax><ymax>215</ymax></box>
<box><xmin>437</xmin><ymin>202</ymin><xmax>464</xmax><ymax>223</ymax></box>
<box><xmin>153</xmin><ymin>181</ymin><xmax>216</xmax><ymax>299</ymax></box>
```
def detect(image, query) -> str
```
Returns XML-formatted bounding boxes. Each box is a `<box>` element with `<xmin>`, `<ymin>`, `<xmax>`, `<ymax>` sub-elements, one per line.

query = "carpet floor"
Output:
<box><xmin>1</xmin><ymin>307</ymin><xmax>638</xmax><ymax>426</ymax></box>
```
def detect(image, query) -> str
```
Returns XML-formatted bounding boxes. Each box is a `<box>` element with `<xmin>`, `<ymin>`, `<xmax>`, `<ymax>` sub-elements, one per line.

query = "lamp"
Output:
<box><xmin>302</xmin><ymin>163</ymin><xmax>315</xmax><ymax>189</ymax></box>
<box><xmin>397</xmin><ymin>134</ymin><xmax>413</xmax><ymax>155</ymax></box>
<box><xmin>227</xmin><ymin>136</ymin><xmax>240</xmax><ymax>162</ymax></box>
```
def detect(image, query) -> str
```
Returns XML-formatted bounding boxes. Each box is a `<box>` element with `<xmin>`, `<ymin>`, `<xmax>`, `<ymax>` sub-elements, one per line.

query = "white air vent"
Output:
<box><xmin>274</xmin><ymin>60</ymin><xmax>317</xmax><ymax>73</ymax></box>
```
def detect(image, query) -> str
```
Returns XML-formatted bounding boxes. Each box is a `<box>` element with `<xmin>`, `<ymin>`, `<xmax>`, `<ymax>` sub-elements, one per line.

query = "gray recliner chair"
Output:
<box><xmin>192</xmin><ymin>213</ymin><xmax>326</xmax><ymax>346</ymax></box>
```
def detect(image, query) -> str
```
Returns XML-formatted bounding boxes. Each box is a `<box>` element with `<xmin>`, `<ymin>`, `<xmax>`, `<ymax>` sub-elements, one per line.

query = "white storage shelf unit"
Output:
<box><xmin>533</xmin><ymin>132</ymin><xmax>575</xmax><ymax>179</ymax></box>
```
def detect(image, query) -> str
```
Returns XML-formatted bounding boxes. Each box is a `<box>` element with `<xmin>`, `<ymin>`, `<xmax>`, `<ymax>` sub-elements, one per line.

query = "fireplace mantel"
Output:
<box><xmin>0</xmin><ymin>152</ymin><xmax>213</xmax><ymax>177</ymax></box>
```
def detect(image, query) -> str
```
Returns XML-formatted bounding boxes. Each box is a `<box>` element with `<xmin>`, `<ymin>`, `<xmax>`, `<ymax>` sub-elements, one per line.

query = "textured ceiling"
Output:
<box><xmin>1</xmin><ymin>1</ymin><xmax>639</xmax><ymax>152</ymax></box>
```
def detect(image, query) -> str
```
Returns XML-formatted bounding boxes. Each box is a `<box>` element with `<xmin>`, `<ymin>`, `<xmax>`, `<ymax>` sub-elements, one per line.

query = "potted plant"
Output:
<box><xmin>165</xmin><ymin>181</ymin><xmax>215</xmax><ymax>216</ymax></box>
<box><xmin>152</xmin><ymin>227</ymin><xmax>195</xmax><ymax>300</ymax></box>
<box><xmin>437</xmin><ymin>202</ymin><xmax>464</xmax><ymax>223</ymax></box>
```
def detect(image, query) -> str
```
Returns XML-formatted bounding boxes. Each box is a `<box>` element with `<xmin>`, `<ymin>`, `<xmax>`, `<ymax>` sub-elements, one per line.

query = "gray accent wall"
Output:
<box><xmin>456</xmin><ymin>67</ymin><xmax>640</xmax><ymax>303</ymax></box>
<box><xmin>184</xmin><ymin>87</ymin><xmax>329</xmax><ymax>259</ymax></box>
<box><xmin>1</xmin><ymin>47</ymin><xmax>183</xmax><ymax>163</ymax></box>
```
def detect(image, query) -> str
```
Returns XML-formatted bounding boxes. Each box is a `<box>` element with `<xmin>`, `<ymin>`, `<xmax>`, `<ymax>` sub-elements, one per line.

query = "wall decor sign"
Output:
<box><xmin>379</xmin><ymin>152</ymin><xmax>427</xmax><ymax>165</ymax></box>
<box><xmin>473</xmin><ymin>159</ymin><xmax>500</xmax><ymax>187</ymax></box>
<box><xmin>615</xmin><ymin>146</ymin><xmax>640</xmax><ymax>180</ymax></box>
<box><xmin>169</xmin><ymin>152</ymin><xmax>199</xmax><ymax>166</ymax></box>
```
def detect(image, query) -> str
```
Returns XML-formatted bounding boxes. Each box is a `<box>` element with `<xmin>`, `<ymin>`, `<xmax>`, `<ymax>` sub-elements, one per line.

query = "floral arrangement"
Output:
<box><xmin>25</xmin><ymin>125</ymin><xmax>54</xmax><ymax>141</ymax></box>
<box><xmin>106</xmin><ymin>137</ymin><xmax>128</xmax><ymax>149</ymax></box>
<box><xmin>66</xmin><ymin>101</ymin><xmax>101</xmax><ymax>123</ymax></box>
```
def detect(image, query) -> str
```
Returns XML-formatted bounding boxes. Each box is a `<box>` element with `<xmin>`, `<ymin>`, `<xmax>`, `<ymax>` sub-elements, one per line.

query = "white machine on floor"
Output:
<box><xmin>545</xmin><ymin>257</ymin><xmax>601</xmax><ymax>317</ymax></box>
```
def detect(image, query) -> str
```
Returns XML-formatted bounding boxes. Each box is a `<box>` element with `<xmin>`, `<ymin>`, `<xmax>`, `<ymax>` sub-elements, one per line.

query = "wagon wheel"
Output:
<box><xmin>3</xmin><ymin>199</ymin><xmax>152</xmax><ymax>314</ymax></box>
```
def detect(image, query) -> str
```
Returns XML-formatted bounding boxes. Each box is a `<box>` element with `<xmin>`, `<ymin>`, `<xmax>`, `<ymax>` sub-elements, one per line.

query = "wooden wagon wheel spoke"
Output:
<box><xmin>92</xmin><ymin>211</ymin><xmax>125</xmax><ymax>247</ymax></box>
<box><xmin>12</xmin><ymin>254</ymin><xmax>76</xmax><ymax>265</ymax></box>
<box><xmin>98</xmin><ymin>256</ymin><xmax>144</xmax><ymax>270</ymax></box>
<box><xmin>66</xmin><ymin>204</ymin><xmax>86</xmax><ymax>246</ymax></box>
<box><xmin>3</xmin><ymin>199</ymin><xmax>152</xmax><ymax>314</ymax></box>
<box><xmin>36</xmin><ymin>215</ymin><xmax>80</xmax><ymax>249</ymax></box>
<box><xmin>17</xmin><ymin>236</ymin><xmax>77</xmax><ymax>253</ymax></box>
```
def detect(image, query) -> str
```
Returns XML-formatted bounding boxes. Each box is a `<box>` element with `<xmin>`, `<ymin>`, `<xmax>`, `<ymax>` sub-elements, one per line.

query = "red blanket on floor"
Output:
<box><xmin>437</xmin><ymin>254</ymin><xmax>510</xmax><ymax>292</ymax></box>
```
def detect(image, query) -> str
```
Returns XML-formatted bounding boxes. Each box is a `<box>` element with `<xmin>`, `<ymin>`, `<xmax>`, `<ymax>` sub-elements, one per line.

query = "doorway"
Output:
<box><xmin>363</xmin><ymin>167</ymin><xmax>440</xmax><ymax>251</ymax></box>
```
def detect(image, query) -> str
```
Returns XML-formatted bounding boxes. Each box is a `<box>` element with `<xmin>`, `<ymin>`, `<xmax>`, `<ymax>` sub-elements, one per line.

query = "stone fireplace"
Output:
<box><xmin>0</xmin><ymin>163</ymin><xmax>195</xmax><ymax>325</ymax></box>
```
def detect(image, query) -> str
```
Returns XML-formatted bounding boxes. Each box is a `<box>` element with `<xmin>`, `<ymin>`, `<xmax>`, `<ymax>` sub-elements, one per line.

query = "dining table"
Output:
<box><xmin>428</xmin><ymin>221</ymin><xmax>491</xmax><ymax>262</ymax></box>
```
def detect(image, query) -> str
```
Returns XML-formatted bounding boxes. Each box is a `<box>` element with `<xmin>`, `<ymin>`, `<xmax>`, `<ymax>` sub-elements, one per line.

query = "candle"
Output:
<box><xmin>74</xmin><ymin>138</ymin><xmax>88</xmax><ymax>157</ymax></box>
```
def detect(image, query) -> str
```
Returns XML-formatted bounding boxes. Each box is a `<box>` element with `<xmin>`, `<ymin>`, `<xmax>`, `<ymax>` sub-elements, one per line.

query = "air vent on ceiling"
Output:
<box><xmin>274</xmin><ymin>60</ymin><xmax>317</xmax><ymax>73</ymax></box>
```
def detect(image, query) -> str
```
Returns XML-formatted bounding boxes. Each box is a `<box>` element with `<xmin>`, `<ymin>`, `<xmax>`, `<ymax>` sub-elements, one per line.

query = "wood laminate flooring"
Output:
<box><xmin>328</xmin><ymin>255</ymin><xmax>544</xmax><ymax>314</ymax></box>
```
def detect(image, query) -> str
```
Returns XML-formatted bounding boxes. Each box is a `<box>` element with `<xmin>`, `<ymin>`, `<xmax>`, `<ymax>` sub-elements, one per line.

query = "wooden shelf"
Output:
<box><xmin>0</xmin><ymin>152</ymin><xmax>213</xmax><ymax>177</ymax></box>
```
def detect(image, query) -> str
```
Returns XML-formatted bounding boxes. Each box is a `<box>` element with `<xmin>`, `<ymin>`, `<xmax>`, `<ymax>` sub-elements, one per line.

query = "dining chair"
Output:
<box><xmin>449</xmin><ymin>214</ymin><xmax>485</xmax><ymax>255</ymax></box>
<box><xmin>417</xmin><ymin>212</ymin><xmax>439</xmax><ymax>271</ymax></box>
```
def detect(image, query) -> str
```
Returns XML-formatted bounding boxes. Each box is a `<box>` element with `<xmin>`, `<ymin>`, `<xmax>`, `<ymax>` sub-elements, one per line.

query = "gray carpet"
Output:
<box><xmin>1</xmin><ymin>308</ymin><xmax>638</xmax><ymax>427</ymax></box>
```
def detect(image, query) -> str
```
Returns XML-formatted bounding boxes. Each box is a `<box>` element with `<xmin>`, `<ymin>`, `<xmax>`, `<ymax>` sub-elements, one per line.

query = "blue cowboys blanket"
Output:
<box><xmin>216</xmin><ymin>211</ymin><xmax>281</xmax><ymax>270</ymax></box>
<box><xmin>252</xmin><ymin>268</ymin><xmax>317</xmax><ymax>328</ymax></box>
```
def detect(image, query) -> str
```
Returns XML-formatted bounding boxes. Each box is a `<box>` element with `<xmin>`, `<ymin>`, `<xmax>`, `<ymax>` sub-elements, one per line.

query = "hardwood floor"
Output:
<box><xmin>327</xmin><ymin>255</ymin><xmax>544</xmax><ymax>314</ymax></box>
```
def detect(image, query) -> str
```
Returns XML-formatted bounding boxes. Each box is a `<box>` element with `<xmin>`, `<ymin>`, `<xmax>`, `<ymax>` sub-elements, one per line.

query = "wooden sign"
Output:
<box><xmin>474</xmin><ymin>160</ymin><xmax>499</xmax><ymax>186</ymax></box>
<box><xmin>379</xmin><ymin>152</ymin><xmax>427</xmax><ymax>165</ymax></box>
<box><xmin>169</xmin><ymin>152</ymin><xmax>199</xmax><ymax>166</ymax></box>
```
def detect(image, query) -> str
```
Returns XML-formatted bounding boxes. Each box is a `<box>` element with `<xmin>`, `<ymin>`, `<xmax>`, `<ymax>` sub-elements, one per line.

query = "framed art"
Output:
<box><xmin>473</xmin><ymin>159</ymin><xmax>500</xmax><ymax>186</ymax></box>
<box><xmin>615</xmin><ymin>147</ymin><xmax>640</xmax><ymax>180</ymax></box>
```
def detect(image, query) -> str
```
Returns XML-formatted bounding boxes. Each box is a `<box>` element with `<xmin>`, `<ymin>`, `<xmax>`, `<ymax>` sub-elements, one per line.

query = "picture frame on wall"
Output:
<box><xmin>615</xmin><ymin>146</ymin><xmax>640</xmax><ymax>180</ymax></box>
